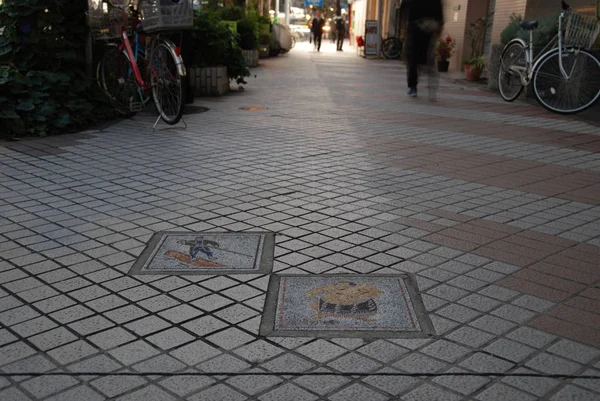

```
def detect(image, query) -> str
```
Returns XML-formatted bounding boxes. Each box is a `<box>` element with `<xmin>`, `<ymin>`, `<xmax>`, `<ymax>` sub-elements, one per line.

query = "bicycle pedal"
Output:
<box><xmin>129</xmin><ymin>102</ymin><xmax>144</xmax><ymax>112</ymax></box>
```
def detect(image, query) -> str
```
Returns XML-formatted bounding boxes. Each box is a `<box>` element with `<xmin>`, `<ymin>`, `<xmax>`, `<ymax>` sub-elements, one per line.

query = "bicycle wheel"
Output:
<box><xmin>382</xmin><ymin>37</ymin><xmax>402</xmax><ymax>59</ymax></box>
<box><xmin>532</xmin><ymin>48</ymin><xmax>600</xmax><ymax>114</ymax></box>
<box><xmin>97</xmin><ymin>46</ymin><xmax>138</xmax><ymax>115</ymax></box>
<box><xmin>498</xmin><ymin>41</ymin><xmax>526</xmax><ymax>102</ymax></box>
<box><xmin>150</xmin><ymin>41</ymin><xmax>185</xmax><ymax>125</ymax></box>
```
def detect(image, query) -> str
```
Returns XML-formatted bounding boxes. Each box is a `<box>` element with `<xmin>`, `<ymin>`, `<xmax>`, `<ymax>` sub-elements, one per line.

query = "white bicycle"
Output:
<box><xmin>498</xmin><ymin>1</ymin><xmax>600</xmax><ymax>114</ymax></box>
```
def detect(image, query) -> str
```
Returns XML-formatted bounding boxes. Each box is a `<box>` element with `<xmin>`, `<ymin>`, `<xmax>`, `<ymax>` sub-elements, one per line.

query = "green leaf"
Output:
<box><xmin>16</xmin><ymin>101</ymin><xmax>35</xmax><ymax>111</ymax></box>
<box><xmin>53</xmin><ymin>113</ymin><xmax>70</xmax><ymax>128</ymax></box>
<box><xmin>0</xmin><ymin>110</ymin><xmax>20</xmax><ymax>119</ymax></box>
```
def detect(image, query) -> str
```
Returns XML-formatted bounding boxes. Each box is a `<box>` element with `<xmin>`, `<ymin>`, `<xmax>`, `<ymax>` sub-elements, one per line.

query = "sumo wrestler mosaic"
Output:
<box><xmin>129</xmin><ymin>232</ymin><xmax>275</xmax><ymax>275</ymax></box>
<box><xmin>260</xmin><ymin>275</ymin><xmax>434</xmax><ymax>338</ymax></box>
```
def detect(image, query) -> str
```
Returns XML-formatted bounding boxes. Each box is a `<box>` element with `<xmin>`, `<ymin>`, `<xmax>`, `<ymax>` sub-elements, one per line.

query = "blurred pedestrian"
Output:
<box><xmin>405</xmin><ymin>0</ymin><xmax>444</xmax><ymax>99</ymax></box>
<box><xmin>335</xmin><ymin>15</ymin><xmax>345</xmax><ymax>51</ymax></box>
<box><xmin>311</xmin><ymin>11</ymin><xmax>325</xmax><ymax>52</ymax></box>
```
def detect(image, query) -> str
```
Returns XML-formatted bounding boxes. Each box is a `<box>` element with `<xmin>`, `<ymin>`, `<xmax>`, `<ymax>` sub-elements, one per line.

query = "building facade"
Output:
<box><xmin>349</xmin><ymin>0</ymin><xmax>597</xmax><ymax>70</ymax></box>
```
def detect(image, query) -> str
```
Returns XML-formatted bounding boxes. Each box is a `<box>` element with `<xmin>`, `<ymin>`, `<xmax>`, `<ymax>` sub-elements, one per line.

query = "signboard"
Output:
<box><xmin>364</xmin><ymin>20</ymin><xmax>379</xmax><ymax>56</ymax></box>
<box><xmin>305</xmin><ymin>0</ymin><xmax>323</xmax><ymax>7</ymax></box>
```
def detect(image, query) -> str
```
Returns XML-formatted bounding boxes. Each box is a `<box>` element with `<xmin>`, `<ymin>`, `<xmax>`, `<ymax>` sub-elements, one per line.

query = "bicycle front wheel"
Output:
<box><xmin>498</xmin><ymin>41</ymin><xmax>526</xmax><ymax>102</ymax></box>
<box><xmin>532</xmin><ymin>48</ymin><xmax>600</xmax><ymax>114</ymax></box>
<box><xmin>382</xmin><ymin>37</ymin><xmax>402</xmax><ymax>59</ymax></box>
<box><xmin>150</xmin><ymin>41</ymin><xmax>185</xmax><ymax>125</ymax></box>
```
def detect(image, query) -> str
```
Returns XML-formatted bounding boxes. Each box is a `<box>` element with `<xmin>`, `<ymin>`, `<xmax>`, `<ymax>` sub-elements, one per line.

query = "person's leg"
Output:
<box><xmin>316</xmin><ymin>33</ymin><xmax>322</xmax><ymax>51</ymax></box>
<box><xmin>407</xmin><ymin>58</ymin><xmax>418</xmax><ymax>95</ymax></box>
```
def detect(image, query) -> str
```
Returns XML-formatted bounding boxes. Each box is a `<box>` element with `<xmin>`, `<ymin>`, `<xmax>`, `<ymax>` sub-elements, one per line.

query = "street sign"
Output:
<box><xmin>305</xmin><ymin>0</ymin><xmax>323</xmax><ymax>6</ymax></box>
<box><xmin>364</xmin><ymin>20</ymin><xmax>379</xmax><ymax>56</ymax></box>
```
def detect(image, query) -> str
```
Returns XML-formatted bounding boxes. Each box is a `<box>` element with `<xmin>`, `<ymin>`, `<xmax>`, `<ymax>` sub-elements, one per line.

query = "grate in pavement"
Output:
<box><xmin>128</xmin><ymin>232</ymin><xmax>274</xmax><ymax>275</ymax></box>
<box><xmin>260</xmin><ymin>274</ymin><xmax>434</xmax><ymax>338</ymax></box>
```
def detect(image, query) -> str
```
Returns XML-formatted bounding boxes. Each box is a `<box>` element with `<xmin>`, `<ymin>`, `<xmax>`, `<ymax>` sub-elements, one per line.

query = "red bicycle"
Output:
<box><xmin>88</xmin><ymin>0</ymin><xmax>192</xmax><ymax>127</ymax></box>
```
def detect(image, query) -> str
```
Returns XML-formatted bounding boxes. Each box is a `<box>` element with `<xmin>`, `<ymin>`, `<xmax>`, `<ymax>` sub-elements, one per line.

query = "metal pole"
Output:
<box><xmin>377</xmin><ymin>0</ymin><xmax>383</xmax><ymax>57</ymax></box>
<box><xmin>284</xmin><ymin>0</ymin><xmax>290</xmax><ymax>24</ymax></box>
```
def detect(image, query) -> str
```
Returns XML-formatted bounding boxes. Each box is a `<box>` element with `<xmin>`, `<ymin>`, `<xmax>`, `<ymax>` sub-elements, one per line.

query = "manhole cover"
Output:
<box><xmin>129</xmin><ymin>232</ymin><xmax>275</xmax><ymax>275</ymax></box>
<box><xmin>260</xmin><ymin>275</ymin><xmax>434</xmax><ymax>338</ymax></box>
<box><xmin>240</xmin><ymin>106</ymin><xmax>268</xmax><ymax>110</ymax></box>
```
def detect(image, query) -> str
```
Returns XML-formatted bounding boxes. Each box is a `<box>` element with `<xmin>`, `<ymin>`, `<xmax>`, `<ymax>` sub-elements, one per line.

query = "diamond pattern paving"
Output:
<box><xmin>1</xmin><ymin>40</ymin><xmax>600</xmax><ymax>400</ymax></box>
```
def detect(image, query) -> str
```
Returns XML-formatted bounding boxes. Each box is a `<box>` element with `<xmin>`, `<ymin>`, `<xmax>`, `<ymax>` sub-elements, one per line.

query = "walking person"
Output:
<box><xmin>405</xmin><ymin>0</ymin><xmax>444</xmax><ymax>98</ymax></box>
<box><xmin>335</xmin><ymin>15</ymin><xmax>345</xmax><ymax>51</ymax></box>
<box><xmin>311</xmin><ymin>11</ymin><xmax>325</xmax><ymax>52</ymax></box>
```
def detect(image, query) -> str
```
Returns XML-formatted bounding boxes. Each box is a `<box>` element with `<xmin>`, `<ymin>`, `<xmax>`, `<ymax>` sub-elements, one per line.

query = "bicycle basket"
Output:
<box><xmin>87</xmin><ymin>1</ymin><xmax>132</xmax><ymax>40</ymax></box>
<box><xmin>564</xmin><ymin>11</ymin><xmax>600</xmax><ymax>48</ymax></box>
<box><xmin>139</xmin><ymin>0</ymin><xmax>194</xmax><ymax>33</ymax></box>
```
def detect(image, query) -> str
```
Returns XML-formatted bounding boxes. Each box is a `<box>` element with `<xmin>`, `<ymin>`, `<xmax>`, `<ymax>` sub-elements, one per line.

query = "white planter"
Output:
<box><xmin>242</xmin><ymin>49</ymin><xmax>259</xmax><ymax>68</ymax></box>
<box><xmin>190</xmin><ymin>66</ymin><xmax>230</xmax><ymax>97</ymax></box>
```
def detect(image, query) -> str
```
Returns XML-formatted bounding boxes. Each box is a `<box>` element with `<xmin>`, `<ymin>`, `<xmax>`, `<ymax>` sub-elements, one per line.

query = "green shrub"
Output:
<box><xmin>237</xmin><ymin>16</ymin><xmax>259</xmax><ymax>50</ymax></box>
<box><xmin>218</xmin><ymin>6</ymin><xmax>244</xmax><ymax>21</ymax></box>
<box><xmin>191</xmin><ymin>9</ymin><xmax>250</xmax><ymax>84</ymax></box>
<box><xmin>500</xmin><ymin>12</ymin><xmax>560</xmax><ymax>47</ymax></box>
<box><xmin>0</xmin><ymin>0</ymin><xmax>115</xmax><ymax>138</ymax></box>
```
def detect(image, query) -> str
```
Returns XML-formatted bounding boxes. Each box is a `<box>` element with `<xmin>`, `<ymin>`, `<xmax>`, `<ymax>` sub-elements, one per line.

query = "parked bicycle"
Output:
<box><xmin>87</xmin><ymin>0</ymin><xmax>192</xmax><ymax>127</ymax></box>
<box><xmin>498</xmin><ymin>1</ymin><xmax>600</xmax><ymax>114</ymax></box>
<box><xmin>382</xmin><ymin>35</ymin><xmax>403</xmax><ymax>59</ymax></box>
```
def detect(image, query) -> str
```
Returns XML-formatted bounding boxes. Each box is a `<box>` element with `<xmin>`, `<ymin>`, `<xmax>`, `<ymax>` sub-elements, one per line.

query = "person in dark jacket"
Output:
<box><xmin>405</xmin><ymin>0</ymin><xmax>444</xmax><ymax>98</ymax></box>
<box><xmin>334</xmin><ymin>15</ymin><xmax>345</xmax><ymax>51</ymax></box>
<box><xmin>311</xmin><ymin>11</ymin><xmax>325</xmax><ymax>52</ymax></box>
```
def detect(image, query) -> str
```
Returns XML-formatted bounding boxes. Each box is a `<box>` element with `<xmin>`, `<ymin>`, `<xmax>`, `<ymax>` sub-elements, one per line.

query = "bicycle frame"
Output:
<box><xmin>120</xmin><ymin>27</ymin><xmax>150</xmax><ymax>90</ymax></box>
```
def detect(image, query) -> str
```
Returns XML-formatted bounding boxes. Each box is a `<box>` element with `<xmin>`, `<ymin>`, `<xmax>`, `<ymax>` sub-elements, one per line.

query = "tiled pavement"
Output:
<box><xmin>1</xmin><ymin>40</ymin><xmax>600</xmax><ymax>400</ymax></box>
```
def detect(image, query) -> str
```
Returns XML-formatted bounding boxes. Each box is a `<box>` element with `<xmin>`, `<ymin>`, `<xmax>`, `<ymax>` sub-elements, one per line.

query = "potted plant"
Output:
<box><xmin>435</xmin><ymin>34</ymin><xmax>456</xmax><ymax>72</ymax></box>
<box><xmin>464</xmin><ymin>55</ymin><xmax>486</xmax><ymax>81</ymax></box>
<box><xmin>463</xmin><ymin>15</ymin><xmax>491</xmax><ymax>81</ymax></box>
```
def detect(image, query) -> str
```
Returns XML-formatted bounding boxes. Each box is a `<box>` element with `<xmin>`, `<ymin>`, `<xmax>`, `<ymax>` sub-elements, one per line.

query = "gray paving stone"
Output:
<box><xmin>427</xmin><ymin>284</ymin><xmax>469</xmax><ymax>301</ymax></box>
<box><xmin>88</xmin><ymin>327</ymin><xmax>136</xmax><ymax>350</ymax></box>
<box><xmin>296</xmin><ymin>340</ymin><xmax>347</xmax><ymax>363</ymax></box>
<box><xmin>469</xmin><ymin>315</ymin><xmax>518</xmax><ymax>335</ymax></box>
<box><xmin>188</xmin><ymin>384</ymin><xmax>247</xmax><ymax>401</ymax></box>
<box><xmin>146</xmin><ymin>327</ymin><xmax>195</xmax><ymax>350</ymax></box>
<box><xmin>511</xmin><ymin>294</ymin><xmax>555</xmax><ymax>312</ymax></box>
<box><xmin>132</xmin><ymin>354</ymin><xmax>186</xmax><ymax>373</ymax></box>
<box><xmin>475</xmin><ymin>383</ymin><xmax>537</xmax><ymax>401</ymax></box>
<box><xmin>491</xmin><ymin>304</ymin><xmax>537</xmax><ymax>324</ymax></box>
<box><xmin>28</xmin><ymin>326</ymin><xmax>78</xmax><ymax>351</ymax></box>
<box><xmin>183</xmin><ymin>315</ymin><xmax>228</xmax><ymax>337</ymax></box>
<box><xmin>329</xmin><ymin>383</ymin><xmax>388</xmax><ymax>401</ymax></box>
<box><xmin>573</xmin><ymin>369</ymin><xmax>600</xmax><ymax>393</ymax></box>
<box><xmin>227</xmin><ymin>373</ymin><xmax>284</xmax><ymax>396</ymax></box>
<box><xmin>0</xmin><ymin>305</ymin><xmax>40</xmax><ymax>326</ymax></box>
<box><xmin>214</xmin><ymin>303</ymin><xmax>258</xmax><ymax>324</ymax></box>
<box><xmin>67</xmin><ymin>354</ymin><xmax>123</xmax><ymax>373</ymax></box>
<box><xmin>47</xmin><ymin>339</ymin><xmax>98</xmax><ymax>365</ymax></box>
<box><xmin>11</xmin><ymin>316</ymin><xmax>57</xmax><ymax>337</ymax></box>
<box><xmin>44</xmin><ymin>385</ymin><xmax>105</xmax><ymax>401</ymax></box>
<box><xmin>115</xmin><ymin>384</ymin><xmax>177</xmax><ymax>401</ymax></box>
<box><xmin>20</xmin><ymin>375</ymin><xmax>80</xmax><ymax>399</ymax></box>
<box><xmin>68</xmin><ymin>315</ymin><xmax>115</xmax><ymax>335</ymax></box>
<box><xmin>402</xmin><ymin>383</ymin><xmax>462</xmax><ymax>401</ymax></box>
<box><xmin>0</xmin><ymin>387</ymin><xmax>33</xmax><ymax>401</ymax></box>
<box><xmin>547</xmin><ymin>339</ymin><xmax>600</xmax><ymax>364</ymax></box>
<box><xmin>158</xmin><ymin>372</ymin><xmax>215</xmax><ymax>396</ymax></box>
<box><xmin>477</xmin><ymin>285</ymin><xmax>520</xmax><ymax>301</ymax></box>
<box><xmin>394</xmin><ymin>353</ymin><xmax>448</xmax><ymax>373</ymax></box>
<box><xmin>158</xmin><ymin>304</ymin><xmax>203</xmax><ymax>323</ymax></box>
<box><xmin>437</xmin><ymin>303</ymin><xmax>482</xmax><ymax>323</ymax></box>
<box><xmin>501</xmin><ymin>367</ymin><xmax>561</xmax><ymax>397</ymax></box>
<box><xmin>507</xmin><ymin>326</ymin><xmax>557</xmax><ymax>348</ymax></box>
<box><xmin>484</xmin><ymin>338</ymin><xmax>536</xmax><ymax>362</ymax></box>
<box><xmin>458</xmin><ymin>293</ymin><xmax>502</xmax><ymax>312</ymax></box>
<box><xmin>109</xmin><ymin>340</ymin><xmax>160</xmax><ymax>366</ymax></box>
<box><xmin>0</xmin><ymin>329</ymin><xmax>17</xmax><ymax>347</ymax></box>
<box><xmin>233</xmin><ymin>340</ymin><xmax>284</xmax><ymax>363</ymax></box>
<box><xmin>433</xmin><ymin>367</ymin><xmax>490</xmax><ymax>395</ymax></box>
<box><xmin>421</xmin><ymin>340</ymin><xmax>471</xmax><ymax>362</ymax></box>
<box><xmin>549</xmin><ymin>385</ymin><xmax>600</xmax><ymax>401</ymax></box>
<box><xmin>0</xmin><ymin>341</ymin><xmax>37</xmax><ymax>367</ymax></box>
<box><xmin>459</xmin><ymin>352</ymin><xmax>514</xmax><ymax>373</ymax></box>
<box><xmin>206</xmin><ymin>327</ymin><xmax>254</xmax><ymax>350</ymax></box>
<box><xmin>91</xmin><ymin>374</ymin><xmax>148</xmax><ymax>398</ymax></box>
<box><xmin>258</xmin><ymin>383</ymin><xmax>318</xmax><ymax>401</ymax></box>
<box><xmin>357</xmin><ymin>340</ymin><xmax>409</xmax><ymax>363</ymax></box>
<box><xmin>328</xmin><ymin>352</ymin><xmax>382</xmax><ymax>372</ymax></box>
<box><xmin>261</xmin><ymin>353</ymin><xmax>316</xmax><ymax>373</ymax></box>
<box><xmin>525</xmin><ymin>353</ymin><xmax>583</xmax><ymax>375</ymax></box>
<box><xmin>2</xmin><ymin>354</ymin><xmax>56</xmax><ymax>374</ymax></box>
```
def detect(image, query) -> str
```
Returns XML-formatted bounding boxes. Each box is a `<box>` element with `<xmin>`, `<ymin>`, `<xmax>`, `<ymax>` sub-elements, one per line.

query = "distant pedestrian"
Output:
<box><xmin>311</xmin><ymin>11</ymin><xmax>325</xmax><ymax>52</ymax></box>
<box><xmin>405</xmin><ymin>0</ymin><xmax>444</xmax><ymax>99</ymax></box>
<box><xmin>335</xmin><ymin>16</ymin><xmax>345</xmax><ymax>51</ymax></box>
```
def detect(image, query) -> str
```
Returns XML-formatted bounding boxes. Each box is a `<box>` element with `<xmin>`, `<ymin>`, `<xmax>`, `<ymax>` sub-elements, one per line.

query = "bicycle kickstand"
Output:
<box><xmin>152</xmin><ymin>115</ymin><xmax>188</xmax><ymax>131</ymax></box>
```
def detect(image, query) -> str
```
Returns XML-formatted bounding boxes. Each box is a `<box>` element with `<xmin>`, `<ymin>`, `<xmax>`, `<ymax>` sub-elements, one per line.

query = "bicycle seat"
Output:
<box><xmin>519</xmin><ymin>20</ymin><xmax>538</xmax><ymax>30</ymax></box>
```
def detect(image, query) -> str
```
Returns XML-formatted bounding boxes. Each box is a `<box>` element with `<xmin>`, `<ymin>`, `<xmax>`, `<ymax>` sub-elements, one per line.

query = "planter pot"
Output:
<box><xmin>242</xmin><ymin>49</ymin><xmax>259</xmax><ymax>68</ymax></box>
<box><xmin>464</xmin><ymin>64</ymin><xmax>483</xmax><ymax>81</ymax></box>
<box><xmin>437</xmin><ymin>60</ymin><xmax>449</xmax><ymax>72</ymax></box>
<box><xmin>190</xmin><ymin>66</ymin><xmax>230</xmax><ymax>97</ymax></box>
<box><xmin>258</xmin><ymin>45</ymin><xmax>270</xmax><ymax>59</ymax></box>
